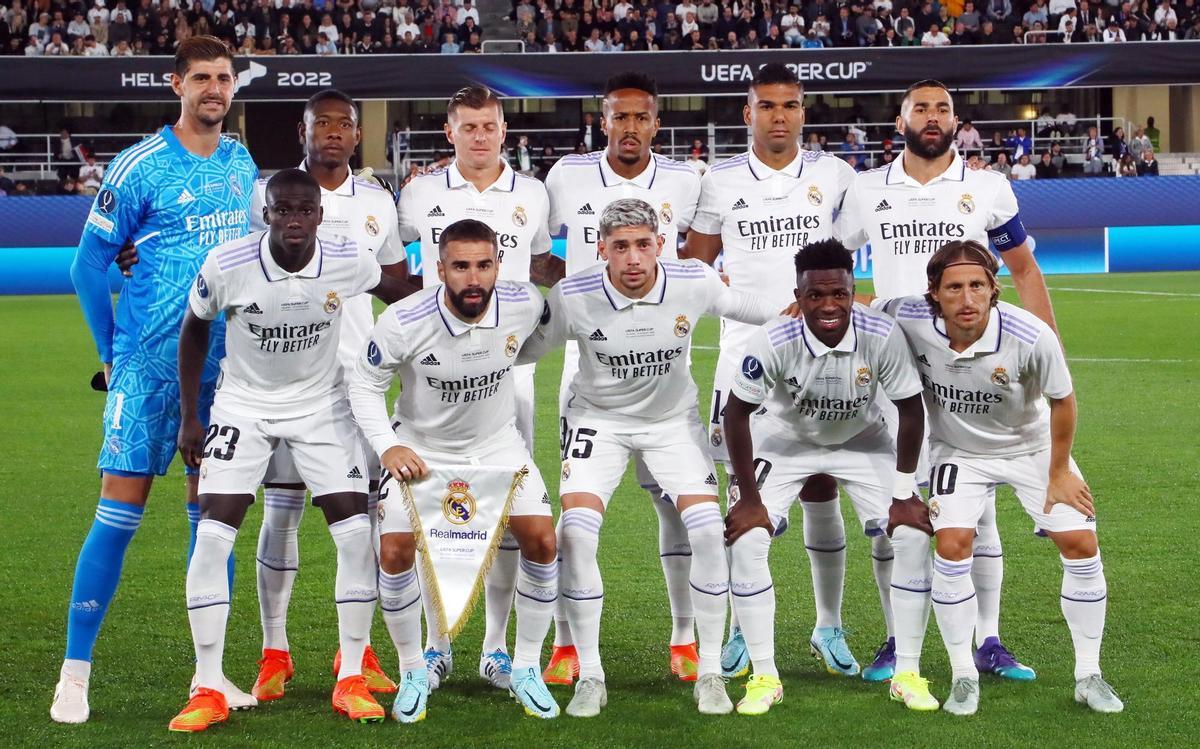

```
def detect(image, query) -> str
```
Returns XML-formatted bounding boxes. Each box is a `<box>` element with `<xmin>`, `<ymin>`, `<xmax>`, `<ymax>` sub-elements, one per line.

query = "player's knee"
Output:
<box><xmin>1053</xmin><ymin>530</ymin><xmax>1099</xmax><ymax>560</ymax></box>
<box><xmin>933</xmin><ymin>528</ymin><xmax>974</xmax><ymax>561</ymax></box>
<box><xmin>799</xmin><ymin>473</ymin><xmax>838</xmax><ymax>502</ymax></box>
<box><xmin>313</xmin><ymin>491</ymin><xmax>368</xmax><ymax>525</ymax></box>
<box><xmin>517</xmin><ymin>525</ymin><xmax>557</xmax><ymax>564</ymax></box>
<box><xmin>378</xmin><ymin>533</ymin><xmax>415</xmax><ymax>574</ymax></box>
<box><xmin>198</xmin><ymin>493</ymin><xmax>253</xmax><ymax>528</ymax></box>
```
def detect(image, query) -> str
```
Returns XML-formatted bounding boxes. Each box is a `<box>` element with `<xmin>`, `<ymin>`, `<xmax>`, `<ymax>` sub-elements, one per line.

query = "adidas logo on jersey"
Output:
<box><xmin>578</xmin><ymin>203</ymin><xmax>594</xmax><ymax>215</ymax></box>
<box><xmin>875</xmin><ymin>199</ymin><xmax>892</xmax><ymax>212</ymax></box>
<box><xmin>704</xmin><ymin>473</ymin><xmax>718</xmax><ymax>486</ymax></box>
<box><xmin>917</xmin><ymin>354</ymin><xmax>931</xmax><ymax>366</ymax></box>
<box><xmin>785</xmin><ymin>376</ymin><xmax>801</xmax><ymax>388</ymax></box>
<box><xmin>346</xmin><ymin>466</ymin><xmax>363</xmax><ymax>479</ymax></box>
<box><xmin>243</xmin><ymin>302</ymin><xmax>263</xmax><ymax>314</ymax></box>
<box><xmin>588</xmin><ymin>329</ymin><xmax>607</xmax><ymax>341</ymax></box>
<box><xmin>420</xmin><ymin>353</ymin><xmax>441</xmax><ymax>366</ymax></box>
<box><xmin>732</xmin><ymin>198</ymin><xmax>749</xmax><ymax>210</ymax></box>
<box><xmin>177</xmin><ymin>189</ymin><xmax>196</xmax><ymax>205</ymax></box>
<box><xmin>428</xmin><ymin>205</ymin><xmax>445</xmax><ymax>217</ymax></box>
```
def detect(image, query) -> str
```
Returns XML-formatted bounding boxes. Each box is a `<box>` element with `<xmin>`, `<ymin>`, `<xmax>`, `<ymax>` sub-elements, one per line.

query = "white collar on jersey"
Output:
<box><xmin>298</xmin><ymin>159</ymin><xmax>355</xmax><ymax>196</ymax></box>
<box><xmin>799</xmin><ymin>318</ymin><xmax>857</xmax><ymax>357</ymax></box>
<box><xmin>434</xmin><ymin>283</ymin><xmax>501</xmax><ymax>336</ymax></box>
<box><xmin>931</xmin><ymin>305</ymin><xmax>1002</xmax><ymax>357</ymax></box>
<box><xmin>600</xmin><ymin>260</ymin><xmax>668</xmax><ymax>310</ymax></box>
<box><xmin>886</xmin><ymin>149</ymin><xmax>967</xmax><ymax>187</ymax></box>
<box><xmin>445</xmin><ymin>159</ymin><xmax>518</xmax><ymax>193</ymax></box>
<box><xmin>598</xmin><ymin>152</ymin><xmax>658</xmax><ymax>189</ymax></box>
<box><xmin>746</xmin><ymin>146</ymin><xmax>805</xmax><ymax>180</ymax></box>
<box><xmin>258</xmin><ymin>231</ymin><xmax>324</xmax><ymax>281</ymax></box>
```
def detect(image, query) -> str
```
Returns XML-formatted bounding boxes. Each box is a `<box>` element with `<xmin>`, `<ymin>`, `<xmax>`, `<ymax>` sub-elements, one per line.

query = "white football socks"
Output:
<box><xmin>188</xmin><ymin>519</ymin><xmax>237</xmax><ymax>691</ymax></box>
<box><xmin>932</xmin><ymin>553</ymin><xmax>979</xmax><ymax>681</ymax></box>
<box><xmin>870</xmin><ymin>533</ymin><xmax>896</xmax><ymax>639</ymax></box>
<box><xmin>972</xmin><ymin>495</ymin><xmax>1004</xmax><ymax>646</ymax></box>
<box><xmin>680</xmin><ymin>502</ymin><xmax>728</xmax><ymax>676</ymax></box>
<box><xmin>257</xmin><ymin>488</ymin><xmax>305</xmax><ymax>653</ymax></box>
<box><xmin>482</xmin><ymin>530</ymin><xmax>520</xmax><ymax>655</ymax></box>
<box><xmin>513</xmin><ymin>557</ymin><xmax>558</xmax><ymax>671</ymax></box>
<box><xmin>330</xmin><ymin>514</ymin><xmax>376</xmax><ymax>681</ymax></box>
<box><xmin>800</xmin><ymin>499</ymin><xmax>846</xmax><ymax>630</ymax></box>
<box><xmin>649</xmin><ymin>488</ymin><xmax>695</xmax><ymax>647</ymax></box>
<box><xmin>889</xmin><ymin>526</ymin><xmax>932</xmax><ymax>675</ymax></box>
<box><xmin>560</xmin><ymin>507</ymin><xmax>605</xmax><ymax>681</ymax></box>
<box><xmin>729</xmin><ymin>527</ymin><xmax>776</xmax><ymax>677</ymax></box>
<box><xmin>1061</xmin><ymin>553</ymin><xmax>1106</xmax><ymax>681</ymax></box>
<box><xmin>379</xmin><ymin>568</ymin><xmax>424</xmax><ymax>671</ymax></box>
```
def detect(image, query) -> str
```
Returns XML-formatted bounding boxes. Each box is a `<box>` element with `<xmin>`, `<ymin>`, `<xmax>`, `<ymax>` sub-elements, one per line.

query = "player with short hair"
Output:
<box><xmin>53</xmin><ymin>35</ymin><xmax>258</xmax><ymax>724</ymax></box>
<box><xmin>721</xmin><ymin>239</ymin><xmax>928</xmax><ymax>716</ymax></box>
<box><xmin>396</xmin><ymin>84</ymin><xmax>554</xmax><ymax>691</ymax></box>
<box><xmin>247</xmin><ymin>88</ymin><xmax>411</xmax><ymax>702</ymax></box>
<box><xmin>348</xmin><ymin>218</ymin><xmax>561</xmax><ymax>721</ymax></box>
<box><xmin>683</xmin><ymin>62</ymin><xmax>879</xmax><ymax>683</ymax></box>
<box><xmin>542</xmin><ymin>71</ymin><xmax>704</xmax><ymax>686</ymax></box>
<box><xmin>837</xmin><ymin>79</ymin><xmax>1058</xmax><ymax>698</ymax></box>
<box><xmin>520</xmin><ymin>198</ymin><xmax>787</xmax><ymax>717</ymax></box>
<box><xmin>169</xmin><ymin>168</ymin><xmax>409</xmax><ymax>731</ymax></box>
<box><xmin>876</xmin><ymin>240</ymin><xmax>1121</xmax><ymax>715</ymax></box>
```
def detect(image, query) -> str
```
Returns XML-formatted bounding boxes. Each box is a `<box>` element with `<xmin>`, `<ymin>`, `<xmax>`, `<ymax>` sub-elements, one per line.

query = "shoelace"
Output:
<box><xmin>1083</xmin><ymin>675</ymin><xmax>1116</xmax><ymax>697</ymax></box>
<box><xmin>821</xmin><ymin>627</ymin><xmax>855</xmax><ymax>660</ymax></box>
<box><xmin>59</xmin><ymin>678</ymin><xmax>88</xmax><ymax>703</ymax></box>
<box><xmin>576</xmin><ymin>679</ymin><xmax>603</xmax><ymax>701</ymax></box>
<box><xmin>871</xmin><ymin>640</ymin><xmax>894</xmax><ymax>661</ymax></box>
<box><xmin>486</xmin><ymin>653</ymin><xmax>512</xmax><ymax>676</ymax></box>
<box><xmin>951</xmin><ymin>679</ymin><xmax>978</xmax><ymax>701</ymax></box>
<box><xmin>989</xmin><ymin>643</ymin><xmax>1022</xmax><ymax>670</ymax></box>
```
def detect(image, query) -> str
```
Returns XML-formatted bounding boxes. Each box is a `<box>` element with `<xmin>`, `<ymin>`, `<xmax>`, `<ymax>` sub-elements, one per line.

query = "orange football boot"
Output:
<box><xmin>333</xmin><ymin>646</ymin><xmax>397</xmax><ymax>694</ymax></box>
<box><xmin>670</xmin><ymin>643</ymin><xmax>700</xmax><ymax>682</ymax></box>
<box><xmin>252</xmin><ymin>649</ymin><xmax>295</xmax><ymax>701</ymax></box>
<box><xmin>542</xmin><ymin>645</ymin><xmax>580</xmax><ymax>686</ymax></box>
<box><xmin>168</xmin><ymin>687</ymin><xmax>229</xmax><ymax>732</ymax></box>
<box><xmin>331</xmin><ymin>675</ymin><xmax>385</xmax><ymax>723</ymax></box>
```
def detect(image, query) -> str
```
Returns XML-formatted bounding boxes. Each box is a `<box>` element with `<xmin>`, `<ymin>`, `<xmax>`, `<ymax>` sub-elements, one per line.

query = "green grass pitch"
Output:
<box><xmin>1</xmin><ymin>272</ymin><xmax>1197</xmax><ymax>747</ymax></box>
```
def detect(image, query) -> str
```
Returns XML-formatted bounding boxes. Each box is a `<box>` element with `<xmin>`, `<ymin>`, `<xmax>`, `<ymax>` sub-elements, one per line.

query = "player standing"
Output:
<box><xmin>720</xmin><ymin>240</ymin><xmax>929</xmax><ymax>716</ymax></box>
<box><xmin>542</xmin><ymin>72</ymin><xmax>704</xmax><ymax>685</ymax></box>
<box><xmin>520</xmin><ymin>199</ymin><xmax>786</xmax><ymax>717</ymax></box>
<box><xmin>247</xmin><ymin>89</ymin><xmax>411</xmax><ymax>702</ymax></box>
<box><xmin>348</xmin><ymin>219</ymin><xmax>561</xmax><ymax>721</ymax></box>
<box><xmin>877</xmin><ymin>240</ymin><xmax>1121</xmax><ymax>715</ymax></box>
<box><xmin>683</xmin><ymin>64</ymin><xmax>883</xmax><ymax>682</ymax></box>
<box><xmin>396</xmin><ymin>85</ymin><xmax>553</xmax><ymax>690</ymax></box>
<box><xmin>53</xmin><ymin>36</ymin><xmax>258</xmax><ymax>724</ymax></box>
<box><xmin>170</xmin><ymin>169</ymin><xmax>409</xmax><ymax>731</ymax></box>
<box><xmin>837</xmin><ymin>79</ymin><xmax>1058</xmax><ymax>698</ymax></box>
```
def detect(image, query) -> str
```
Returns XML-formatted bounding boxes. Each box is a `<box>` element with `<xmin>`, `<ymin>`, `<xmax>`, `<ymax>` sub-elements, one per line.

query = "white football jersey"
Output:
<box><xmin>838</xmin><ymin>150</ymin><xmax>1028</xmax><ymax>298</ymax></box>
<box><xmin>879</xmin><ymin>297</ymin><xmax>1072</xmax><ymax>458</ymax></box>
<box><xmin>348</xmin><ymin>281</ymin><xmax>543</xmax><ymax>457</ymax></box>
<box><xmin>730</xmin><ymin>304</ymin><xmax>922</xmax><ymax>446</ymax></box>
<box><xmin>545</xmin><ymin>151</ymin><xmax>701</xmax><ymax>276</ymax></box>
<box><xmin>522</xmin><ymin>259</ymin><xmax>778</xmax><ymax>421</ymax></box>
<box><xmin>190</xmin><ymin>231</ymin><xmax>383</xmax><ymax>420</ymax></box>
<box><xmin>251</xmin><ymin>165</ymin><xmax>404</xmax><ymax>369</ymax></box>
<box><xmin>397</xmin><ymin>159</ymin><xmax>551</xmax><ymax>284</ymax></box>
<box><xmin>692</xmin><ymin>148</ymin><xmax>855</xmax><ymax>314</ymax></box>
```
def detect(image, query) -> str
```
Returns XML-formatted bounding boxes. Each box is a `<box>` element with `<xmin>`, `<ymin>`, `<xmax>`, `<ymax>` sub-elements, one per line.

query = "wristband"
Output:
<box><xmin>892</xmin><ymin>471</ymin><xmax>917</xmax><ymax>500</ymax></box>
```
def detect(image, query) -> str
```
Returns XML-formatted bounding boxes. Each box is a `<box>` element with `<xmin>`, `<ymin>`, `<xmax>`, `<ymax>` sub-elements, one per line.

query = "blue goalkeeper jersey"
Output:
<box><xmin>73</xmin><ymin>125</ymin><xmax>258</xmax><ymax>382</ymax></box>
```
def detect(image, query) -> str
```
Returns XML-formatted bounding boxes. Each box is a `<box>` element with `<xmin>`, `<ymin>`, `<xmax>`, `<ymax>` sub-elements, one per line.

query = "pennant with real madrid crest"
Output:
<box><xmin>388</xmin><ymin>464</ymin><xmax>529</xmax><ymax>638</ymax></box>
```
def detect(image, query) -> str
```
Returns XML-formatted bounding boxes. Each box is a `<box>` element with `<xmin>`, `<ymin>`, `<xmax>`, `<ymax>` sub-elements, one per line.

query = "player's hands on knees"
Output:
<box><xmin>724</xmin><ymin>497</ymin><xmax>773</xmax><ymax>546</ymax></box>
<box><xmin>115</xmin><ymin>240</ymin><xmax>138</xmax><ymax>277</ymax></box>
<box><xmin>178</xmin><ymin>416</ymin><xmax>206</xmax><ymax>469</ymax></box>
<box><xmin>1045</xmin><ymin>470</ymin><xmax>1094</xmax><ymax>518</ymax></box>
<box><xmin>887</xmin><ymin>494</ymin><xmax>934</xmax><ymax>537</ymax></box>
<box><xmin>780</xmin><ymin>301</ymin><xmax>803</xmax><ymax>319</ymax></box>
<box><xmin>382</xmin><ymin>445</ymin><xmax>429</xmax><ymax>483</ymax></box>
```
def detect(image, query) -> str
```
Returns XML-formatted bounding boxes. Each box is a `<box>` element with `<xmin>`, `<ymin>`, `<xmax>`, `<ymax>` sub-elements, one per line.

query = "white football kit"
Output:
<box><xmin>189</xmin><ymin>232</ymin><xmax>382</xmax><ymax>497</ymax></box>
<box><xmin>397</xmin><ymin>159</ymin><xmax>552</xmax><ymax>449</ymax></box>
<box><xmin>728</xmin><ymin>305</ymin><xmax>923</xmax><ymax>535</ymax></box>
<box><xmin>251</xmin><ymin>167</ymin><xmax>404</xmax><ymax>484</ymax></box>
<box><xmin>521</xmin><ymin>260</ymin><xmax>777</xmax><ymax>503</ymax></box>
<box><xmin>347</xmin><ymin>281</ymin><xmax>552</xmax><ymax>534</ymax></box>
<box><xmin>690</xmin><ymin>148</ymin><xmax>856</xmax><ymax>458</ymax></box>
<box><xmin>880</xmin><ymin>297</ymin><xmax>1091</xmax><ymax>533</ymax></box>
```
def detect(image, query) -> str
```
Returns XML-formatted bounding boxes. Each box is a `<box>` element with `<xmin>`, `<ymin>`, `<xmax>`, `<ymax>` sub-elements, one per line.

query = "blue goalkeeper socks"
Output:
<box><xmin>187</xmin><ymin>501</ymin><xmax>235</xmax><ymax>593</ymax></box>
<box><xmin>64</xmin><ymin>499</ymin><xmax>144</xmax><ymax>662</ymax></box>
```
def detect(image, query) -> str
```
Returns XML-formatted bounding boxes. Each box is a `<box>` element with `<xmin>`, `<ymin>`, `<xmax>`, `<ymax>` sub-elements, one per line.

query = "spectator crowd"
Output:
<box><xmin>2</xmin><ymin>0</ymin><xmax>1198</xmax><ymax>56</ymax></box>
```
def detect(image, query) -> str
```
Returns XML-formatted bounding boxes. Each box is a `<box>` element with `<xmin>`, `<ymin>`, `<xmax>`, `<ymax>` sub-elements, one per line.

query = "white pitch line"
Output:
<box><xmin>1049</xmin><ymin>286</ymin><xmax>1200</xmax><ymax>298</ymax></box>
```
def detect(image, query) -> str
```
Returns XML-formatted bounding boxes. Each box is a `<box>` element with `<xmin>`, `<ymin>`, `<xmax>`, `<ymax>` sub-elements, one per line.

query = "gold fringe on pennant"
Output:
<box><xmin>400</xmin><ymin>465</ymin><xmax>529</xmax><ymax>640</ymax></box>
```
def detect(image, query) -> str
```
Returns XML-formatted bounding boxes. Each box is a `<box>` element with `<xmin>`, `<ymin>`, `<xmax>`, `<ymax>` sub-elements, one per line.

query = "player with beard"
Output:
<box><xmin>837</xmin><ymin>79</ymin><xmax>1058</xmax><ymax>709</ymax></box>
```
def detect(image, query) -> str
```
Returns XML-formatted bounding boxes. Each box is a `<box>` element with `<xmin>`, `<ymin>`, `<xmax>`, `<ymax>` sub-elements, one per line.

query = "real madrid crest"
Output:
<box><xmin>855</xmin><ymin>367</ymin><xmax>873</xmax><ymax>387</ymax></box>
<box><xmin>958</xmin><ymin>193</ymin><xmax>976</xmax><ymax>214</ymax></box>
<box><xmin>377</xmin><ymin>502</ymin><xmax>386</xmax><ymax>523</ymax></box>
<box><xmin>324</xmin><ymin>291</ymin><xmax>341</xmax><ymax>314</ymax></box>
<box><xmin>365</xmin><ymin>215</ymin><xmax>380</xmax><ymax>237</ymax></box>
<box><xmin>710</xmin><ymin>426</ymin><xmax>723</xmax><ymax>448</ymax></box>
<box><xmin>990</xmin><ymin>367</ymin><xmax>1010</xmax><ymax>386</ymax></box>
<box><xmin>929</xmin><ymin>499</ymin><xmax>941</xmax><ymax>519</ymax></box>
<box><xmin>442</xmin><ymin>478</ymin><xmax>476</xmax><ymax>525</ymax></box>
<box><xmin>512</xmin><ymin>205</ymin><xmax>527</xmax><ymax>227</ymax></box>
<box><xmin>505</xmin><ymin>334</ymin><xmax>519</xmax><ymax>358</ymax></box>
<box><xmin>660</xmin><ymin>202</ymin><xmax>674</xmax><ymax>225</ymax></box>
<box><xmin>807</xmin><ymin>184</ymin><xmax>824</xmax><ymax>206</ymax></box>
<box><xmin>561</xmin><ymin>461</ymin><xmax>571</xmax><ymax>481</ymax></box>
<box><xmin>674</xmin><ymin>314</ymin><xmax>691</xmax><ymax>338</ymax></box>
